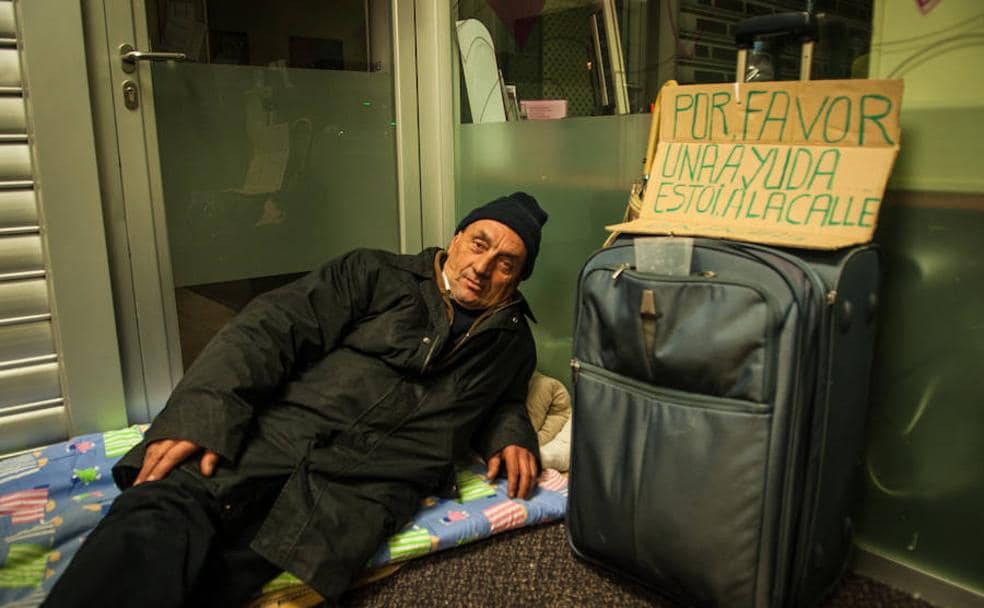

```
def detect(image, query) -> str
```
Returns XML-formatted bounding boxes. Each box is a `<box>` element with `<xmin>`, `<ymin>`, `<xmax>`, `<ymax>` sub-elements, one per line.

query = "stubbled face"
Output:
<box><xmin>444</xmin><ymin>219</ymin><xmax>527</xmax><ymax>310</ymax></box>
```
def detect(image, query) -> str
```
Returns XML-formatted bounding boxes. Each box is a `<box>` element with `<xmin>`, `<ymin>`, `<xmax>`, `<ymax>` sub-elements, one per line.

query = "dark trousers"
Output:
<box><xmin>42</xmin><ymin>467</ymin><xmax>286</xmax><ymax>608</ymax></box>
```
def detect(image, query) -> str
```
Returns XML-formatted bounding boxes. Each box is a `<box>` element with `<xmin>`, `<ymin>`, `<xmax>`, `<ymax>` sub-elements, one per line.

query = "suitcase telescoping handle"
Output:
<box><xmin>735</xmin><ymin>11</ymin><xmax>819</xmax><ymax>82</ymax></box>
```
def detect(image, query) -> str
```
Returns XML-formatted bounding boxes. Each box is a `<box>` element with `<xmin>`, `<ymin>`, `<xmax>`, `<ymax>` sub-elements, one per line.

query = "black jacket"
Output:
<box><xmin>113</xmin><ymin>247</ymin><xmax>539</xmax><ymax>599</ymax></box>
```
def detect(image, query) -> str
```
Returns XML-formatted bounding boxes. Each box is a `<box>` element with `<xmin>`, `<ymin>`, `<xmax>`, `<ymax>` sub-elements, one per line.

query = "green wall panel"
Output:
<box><xmin>455</xmin><ymin>114</ymin><xmax>650</xmax><ymax>384</ymax></box>
<box><xmin>856</xmin><ymin>0</ymin><xmax>984</xmax><ymax>595</ymax></box>
<box><xmin>890</xmin><ymin>106</ymin><xmax>984</xmax><ymax>193</ymax></box>
<box><xmin>859</xmin><ymin>192</ymin><xmax>984</xmax><ymax>592</ymax></box>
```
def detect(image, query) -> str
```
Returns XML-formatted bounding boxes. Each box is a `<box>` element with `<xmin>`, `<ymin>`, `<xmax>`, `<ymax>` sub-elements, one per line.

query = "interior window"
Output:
<box><xmin>453</xmin><ymin>0</ymin><xmax>873</xmax><ymax>123</ymax></box>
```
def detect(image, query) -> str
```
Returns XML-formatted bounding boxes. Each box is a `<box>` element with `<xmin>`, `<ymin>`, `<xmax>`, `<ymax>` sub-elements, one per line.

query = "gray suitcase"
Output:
<box><xmin>567</xmin><ymin>237</ymin><xmax>879</xmax><ymax>607</ymax></box>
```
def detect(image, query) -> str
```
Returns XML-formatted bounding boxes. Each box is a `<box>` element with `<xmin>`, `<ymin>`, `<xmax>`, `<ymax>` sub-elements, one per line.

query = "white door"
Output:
<box><xmin>87</xmin><ymin>0</ymin><xmax>425</xmax><ymax>423</ymax></box>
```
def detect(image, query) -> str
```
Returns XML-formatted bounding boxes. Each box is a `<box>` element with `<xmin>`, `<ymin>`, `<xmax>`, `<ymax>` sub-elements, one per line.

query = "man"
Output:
<box><xmin>44</xmin><ymin>192</ymin><xmax>548</xmax><ymax>607</ymax></box>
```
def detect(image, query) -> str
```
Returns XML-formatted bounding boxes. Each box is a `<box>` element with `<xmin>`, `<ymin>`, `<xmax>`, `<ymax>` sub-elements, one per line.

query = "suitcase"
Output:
<box><xmin>566</xmin><ymin>13</ymin><xmax>880</xmax><ymax>608</ymax></box>
<box><xmin>567</xmin><ymin>238</ymin><xmax>879</xmax><ymax>607</ymax></box>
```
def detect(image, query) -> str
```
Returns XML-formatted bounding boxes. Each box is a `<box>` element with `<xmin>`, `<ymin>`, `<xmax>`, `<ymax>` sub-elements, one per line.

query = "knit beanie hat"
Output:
<box><xmin>455</xmin><ymin>192</ymin><xmax>548</xmax><ymax>280</ymax></box>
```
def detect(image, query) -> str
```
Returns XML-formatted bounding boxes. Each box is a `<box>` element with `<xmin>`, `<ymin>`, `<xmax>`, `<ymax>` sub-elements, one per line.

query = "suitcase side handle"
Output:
<box><xmin>734</xmin><ymin>11</ymin><xmax>818</xmax><ymax>48</ymax></box>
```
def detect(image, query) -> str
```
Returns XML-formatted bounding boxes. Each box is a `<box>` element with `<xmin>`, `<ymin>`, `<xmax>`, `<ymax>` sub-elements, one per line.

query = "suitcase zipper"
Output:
<box><xmin>611</xmin><ymin>262</ymin><xmax>631</xmax><ymax>281</ymax></box>
<box><xmin>583</xmin><ymin>264</ymin><xmax>782</xmax><ymax>403</ymax></box>
<box><xmin>573</xmin><ymin>359</ymin><xmax>771</xmax><ymax>415</ymax></box>
<box><xmin>574</xmin><ymin>240</ymin><xmax>807</xmax><ymax>403</ymax></box>
<box><xmin>714</xmin><ymin>241</ymin><xmax>830</xmax><ymax>604</ymax></box>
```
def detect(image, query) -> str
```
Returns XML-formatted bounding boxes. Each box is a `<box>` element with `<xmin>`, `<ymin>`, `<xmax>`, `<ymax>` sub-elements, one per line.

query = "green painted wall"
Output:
<box><xmin>856</xmin><ymin>0</ymin><xmax>984</xmax><ymax>594</ymax></box>
<box><xmin>869</xmin><ymin>0</ymin><xmax>984</xmax><ymax>193</ymax></box>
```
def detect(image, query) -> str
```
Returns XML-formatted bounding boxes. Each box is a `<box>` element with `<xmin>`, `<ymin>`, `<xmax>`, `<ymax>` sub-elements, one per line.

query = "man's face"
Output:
<box><xmin>444</xmin><ymin>219</ymin><xmax>527</xmax><ymax>310</ymax></box>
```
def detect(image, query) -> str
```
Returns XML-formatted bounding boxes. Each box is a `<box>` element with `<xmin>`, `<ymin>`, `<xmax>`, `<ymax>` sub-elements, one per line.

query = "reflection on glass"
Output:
<box><xmin>144</xmin><ymin>0</ymin><xmax>399</xmax><ymax>367</ymax></box>
<box><xmin>455</xmin><ymin>114</ymin><xmax>652</xmax><ymax>383</ymax></box>
<box><xmin>453</xmin><ymin>0</ymin><xmax>874</xmax><ymax>123</ymax></box>
<box><xmin>455</xmin><ymin>0</ymin><xmax>650</xmax><ymax>119</ymax></box>
<box><xmin>146</xmin><ymin>0</ymin><xmax>386</xmax><ymax>71</ymax></box>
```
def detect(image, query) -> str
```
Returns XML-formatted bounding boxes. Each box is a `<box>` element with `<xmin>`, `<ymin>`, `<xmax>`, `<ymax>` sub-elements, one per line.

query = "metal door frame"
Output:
<box><xmin>83</xmin><ymin>0</ymin><xmax>180</xmax><ymax>424</ymax></box>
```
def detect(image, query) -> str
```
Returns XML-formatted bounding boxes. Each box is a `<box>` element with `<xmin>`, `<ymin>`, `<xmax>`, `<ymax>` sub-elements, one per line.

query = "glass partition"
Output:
<box><xmin>144</xmin><ymin>0</ymin><xmax>400</xmax><ymax>366</ymax></box>
<box><xmin>456</xmin><ymin>114</ymin><xmax>650</xmax><ymax>382</ymax></box>
<box><xmin>152</xmin><ymin>64</ymin><xmax>398</xmax><ymax>288</ymax></box>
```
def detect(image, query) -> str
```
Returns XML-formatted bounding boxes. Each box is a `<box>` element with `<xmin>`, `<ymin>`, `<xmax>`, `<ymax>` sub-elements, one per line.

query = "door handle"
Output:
<box><xmin>119</xmin><ymin>43</ymin><xmax>187</xmax><ymax>73</ymax></box>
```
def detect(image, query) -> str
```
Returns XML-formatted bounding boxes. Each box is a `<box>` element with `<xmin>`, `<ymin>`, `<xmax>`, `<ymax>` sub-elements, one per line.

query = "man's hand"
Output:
<box><xmin>486</xmin><ymin>444</ymin><xmax>538</xmax><ymax>499</ymax></box>
<box><xmin>133</xmin><ymin>439</ymin><xmax>219</xmax><ymax>486</ymax></box>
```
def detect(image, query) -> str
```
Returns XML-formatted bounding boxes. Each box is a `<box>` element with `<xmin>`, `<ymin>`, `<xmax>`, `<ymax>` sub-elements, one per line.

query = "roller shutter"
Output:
<box><xmin>0</xmin><ymin>1</ymin><xmax>68</xmax><ymax>453</ymax></box>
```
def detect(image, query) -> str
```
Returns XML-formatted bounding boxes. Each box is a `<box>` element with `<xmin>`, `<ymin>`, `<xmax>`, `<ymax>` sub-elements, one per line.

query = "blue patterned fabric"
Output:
<box><xmin>0</xmin><ymin>427</ymin><xmax>567</xmax><ymax>606</ymax></box>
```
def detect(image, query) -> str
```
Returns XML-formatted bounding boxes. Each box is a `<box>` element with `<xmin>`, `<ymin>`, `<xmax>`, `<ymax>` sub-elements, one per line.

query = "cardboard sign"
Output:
<box><xmin>609</xmin><ymin>79</ymin><xmax>904</xmax><ymax>249</ymax></box>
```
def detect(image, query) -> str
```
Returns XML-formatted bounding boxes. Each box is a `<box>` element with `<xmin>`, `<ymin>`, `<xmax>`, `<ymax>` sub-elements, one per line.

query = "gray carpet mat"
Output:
<box><xmin>339</xmin><ymin>521</ymin><xmax>937</xmax><ymax>607</ymax></box>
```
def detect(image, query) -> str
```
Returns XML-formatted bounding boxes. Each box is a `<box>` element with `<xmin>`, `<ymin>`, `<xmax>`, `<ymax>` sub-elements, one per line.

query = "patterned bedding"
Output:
<box><xmin>0</xmin><ymin>426</ymin><xmax>568</xmax><ymax>607</ymax></box>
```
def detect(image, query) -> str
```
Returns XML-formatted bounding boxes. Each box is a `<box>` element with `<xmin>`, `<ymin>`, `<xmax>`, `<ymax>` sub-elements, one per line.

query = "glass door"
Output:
<box><xmin>98</xmin><ymin>0</ymin><xmax>420</xmax><ymax>422</ymax></box>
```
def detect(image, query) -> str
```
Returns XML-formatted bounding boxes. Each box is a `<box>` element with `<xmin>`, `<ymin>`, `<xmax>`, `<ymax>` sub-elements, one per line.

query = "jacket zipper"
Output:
<box><xmin>447</xmin><ymin>298</ymin><xmax>521</xmax><ymax>357</ymax></box>
<box><xmin>423</xmin><ymin>298</ymin><xmax>522</xmax><ymax>371</ymax></box>
<box><xmin>421</xmin><ymin>336</ymin><xmax>442</xmax><ymax>371</ymax></box>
